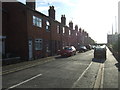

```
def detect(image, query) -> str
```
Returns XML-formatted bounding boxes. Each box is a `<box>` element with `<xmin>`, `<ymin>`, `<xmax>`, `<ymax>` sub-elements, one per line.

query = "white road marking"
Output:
<box><xmin>5</xmin><ymin>74</ymin><xmax>42</xmax><ymax>90</ymax></box>
<box><xmin>72</xmin><ymin>62</ymin><xmax>93</xmax><ymax>88</ymax></box>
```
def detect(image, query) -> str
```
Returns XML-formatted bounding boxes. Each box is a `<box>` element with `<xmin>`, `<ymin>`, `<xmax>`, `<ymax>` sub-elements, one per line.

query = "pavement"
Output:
<box><xmin>103</xmin><ymin>48</ymin><xmax>119</xmax><ymax>88</ymax></box>
<box><xmin>1</xmin><ymin>55</ymin><xmax>58</xmax><ymax>75</ymax></box>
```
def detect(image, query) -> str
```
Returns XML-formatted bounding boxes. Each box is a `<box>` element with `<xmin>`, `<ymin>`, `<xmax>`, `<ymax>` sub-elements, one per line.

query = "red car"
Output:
<box><xmin>59</xmin><ymin>46</ymin><xmax>76</xmax><ymax>57</ymax></box>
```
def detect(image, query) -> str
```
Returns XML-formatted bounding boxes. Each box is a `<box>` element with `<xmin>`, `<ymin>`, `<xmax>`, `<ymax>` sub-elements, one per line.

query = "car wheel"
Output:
<box><xmin>72</xmin><ymin>52</ymin><xmax>75</xmax><ymax>56</ymax></box>
<box><xmin>74</xmin><ymin>52</ymin><xmax>76</xmax><ymax>55</ymax></box>
<box><xmin>80</xmin><ymin>50</ymin><xmax>82</xmax><ymax>52</ymax></box>
<box><xmin>94</xmin><ymin>54</ymin><xmax>96</xmax><ymax>59</ymax></box>
<box><xmin>71</xmin><ymin>53</ymin><xmax>73</xmax><ymax>56</ymax></box>
<box><xmin>104</xmin><ymin>54</ymin><xmax>106</xmax><ymax>59</ymax></box>
<box><xmin>61</xmin><ymin>55</ymin><xmax>63</xmax><ymax>57</ymax></box>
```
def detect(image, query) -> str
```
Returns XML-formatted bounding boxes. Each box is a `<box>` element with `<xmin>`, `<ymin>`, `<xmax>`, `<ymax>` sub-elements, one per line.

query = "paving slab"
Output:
<box><xmin>103</xmin><ymin>48</ymin><xmax>119</xmax><ymax>88</ymax></box>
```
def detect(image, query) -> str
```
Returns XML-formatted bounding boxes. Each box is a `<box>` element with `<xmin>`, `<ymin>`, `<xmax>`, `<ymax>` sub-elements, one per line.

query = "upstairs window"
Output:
<box><xmin>33</xmin><ymin>16</ymin><xmax>36</xmax><ymax>25</ymax></box>
<box><xmin>57</xmin><ymin>25</ymin><xmax>60</xmax><ymax>34</ymax></box>
<box><xmin>33</xmin><ymin>16</ymin><xmax>42</xmax><ymax>28</ymax></box>
<box><xmin>63</xmin><ymin>27</ymin><xmax>65</xmax><ymax>34</ymax></box>
<box><xmin>69</xmin><ymin>30</ymin><xmax>71</xmax><ymax>35</ymax></box>
<box><xmin>46</xmin><ymin>20</ymin><xmax>50</xmax><ymax>32</ymax></box>
<box><xmin>76</xmin><ymin>33</ymin><xmax>78</xmax><ymax>36</ymax></box>
<box><xmin>35</xmin><ymin>39</ymin><xmax>42</xmax><ymax>50</ymax></box>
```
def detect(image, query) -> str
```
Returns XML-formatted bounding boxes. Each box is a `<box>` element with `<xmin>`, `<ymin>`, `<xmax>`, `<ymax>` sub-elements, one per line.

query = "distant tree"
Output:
<box><xmin>112</xmin><ymin>34</ymin><xmax>120</xmax><ymax>52</ymax></box>
<box><xmin>119</xmin><ymin>34</ymin><xmax>120</xmax><ymax>51</ymax></box>
<box><xmin>112</xmin><ymin>41</ymin><xmax>118</xmax><ymax>52</ymax></box>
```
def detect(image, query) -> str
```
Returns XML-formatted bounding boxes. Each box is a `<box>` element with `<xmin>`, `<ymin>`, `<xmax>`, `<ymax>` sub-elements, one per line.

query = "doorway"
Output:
<box><xmin>28</xmin><ymin>40</ymin><xmax>33</xmax><ymax>60</ymax></box>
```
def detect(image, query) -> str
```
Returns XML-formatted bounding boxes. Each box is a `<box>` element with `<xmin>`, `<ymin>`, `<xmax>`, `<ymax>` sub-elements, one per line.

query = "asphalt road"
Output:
<box><xmin>2</xmin><ymin>48</ymin><xmax>119</xmax><ymax>89</ymax></box>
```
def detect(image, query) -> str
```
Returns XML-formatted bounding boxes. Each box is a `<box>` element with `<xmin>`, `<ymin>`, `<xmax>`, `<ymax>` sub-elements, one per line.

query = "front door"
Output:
<box><xmin>2</xmin><ymin>40</ymin><xmax>5</xmax><ymax>55</ymax></box>
<box><xmin>28</xmin><ymin>40</ymin><xmax>33</xmax><ymax>60</ymax></box>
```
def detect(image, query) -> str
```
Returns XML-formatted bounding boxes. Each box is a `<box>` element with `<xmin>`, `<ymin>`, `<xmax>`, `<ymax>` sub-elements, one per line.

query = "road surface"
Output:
<box><xmin>2</xmin><ymin>48</ymin><xmax>119</xmax><ymax>89</ymax></box>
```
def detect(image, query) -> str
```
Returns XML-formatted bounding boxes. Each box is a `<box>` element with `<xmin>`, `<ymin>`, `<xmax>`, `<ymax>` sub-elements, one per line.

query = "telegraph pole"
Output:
<box><xmin>115</xmin><ymin>16</ymin><xmax>117</xmax><ymax>34</ymax></box>
<box><xmin>112</xmin><ymin>24</ymin><xmax>114</xmax><ymax>45</ymax></box>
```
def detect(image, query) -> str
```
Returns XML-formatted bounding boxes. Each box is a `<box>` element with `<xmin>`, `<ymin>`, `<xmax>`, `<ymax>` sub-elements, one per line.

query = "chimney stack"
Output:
<box><xmin>75</xmin><ymin>25</ymin><xmax>78</xmax><ymax>31</ymax></box>
<box><xmin>82</xmin><ymin>30</ymin><xmax>84</xmax><ymax>35</ymax></box>
<box><xmin>26</xmin><ymin>0</ymin><xmax>36</xmax><ymax>10</ymax></box>
<box><xmin>79</xmin><ymin>28</ymin><xmax>82</xmax><ymax>33</ymax></box>
<box><xmin>69</xmin><ymin>21</ymin><xmax>73</xmax><ymax>29</ymax></box>
<box><xmin>61</xmin><ymin>15</ymin><xmax>66</xmax><ymax>25</ymax></box>
<box><xmin>48</xmin><ymin>6</ymin><xmax>55</xmax><ymax>20</ymax></box>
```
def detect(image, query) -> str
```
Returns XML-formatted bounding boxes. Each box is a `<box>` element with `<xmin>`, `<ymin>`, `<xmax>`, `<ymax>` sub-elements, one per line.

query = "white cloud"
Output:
<box><xmin>69</xmin><ymin>0</ymin><xmax>120</xmax><ymax>43</ymax></box>
<box><xmin>36</xmin><ymin>0</ymin><xmax>120</xmax><ymax>43</ymax></box>
<box><xmin>36</xmin><ymin>0</ymin><xmax>75</xmax><ymax>6</ymax></box>
<box><xmin>36</xmin><ymin>6</ymin><xmax>48</xmax><ymax>13</ymax></box>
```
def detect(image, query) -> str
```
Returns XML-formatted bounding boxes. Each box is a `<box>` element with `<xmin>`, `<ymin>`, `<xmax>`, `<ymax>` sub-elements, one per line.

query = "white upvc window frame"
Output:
<box><xmin>46</xmin><ymin>20</ymin><xmax>50</xmax><ymax>32</ymax></box>
<box><xmin>69</xmin><ymin>30</ymin><xmax>71</xmax><ymax>35</ymax></box>
<box><xmin>63</xmin><ymin>27</ymin><xmax>65</xmax><ymax>34</ymax></box>
<box><xmin>57</xmin><ymin>25</ymin><xmax>60</xmax><ymax>34</ymax></box>
<box><xmin>33</xmin><ymin>16</ymin><xmax>42</xmax><ymax>28</ymax></box>
<box><xmin>35</xmin><ymin>39</ymin><xmax>43</xmax><ymax>50</ymax></box>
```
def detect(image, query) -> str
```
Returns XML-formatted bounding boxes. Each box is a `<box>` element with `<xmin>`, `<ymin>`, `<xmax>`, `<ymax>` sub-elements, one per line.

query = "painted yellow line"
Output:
<box><xmin>100</xmin><ymin>64</ymin><xmax>104</xmax><ymax>88</ymax></box>
<box><xmin>93</xmin><ymin>63</ymin><xmax>104</xmax><ymax>89</ymax></box>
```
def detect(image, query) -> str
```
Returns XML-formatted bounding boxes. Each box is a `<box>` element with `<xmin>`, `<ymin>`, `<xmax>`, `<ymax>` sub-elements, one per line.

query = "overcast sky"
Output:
<box><xmin>18</xmin><ymin>0</ymin><xmax>119</xmax><ymax>43</ymax></box>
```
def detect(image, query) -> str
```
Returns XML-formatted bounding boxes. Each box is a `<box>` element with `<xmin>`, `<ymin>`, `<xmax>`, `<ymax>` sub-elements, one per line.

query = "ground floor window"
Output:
<box><xmin>46</xmin><ymin>41</ymin><xmax>50</xmax><ymax>53</ymax></box>
<box><xmin>0</xmin><ymin>36</ymin><xmax>6</xmax><ymax>56</ymax></box>
<box><xmin>35</xmin><ymin>39</ymin><xmax>43</xmax><ymax>50</ymax></box>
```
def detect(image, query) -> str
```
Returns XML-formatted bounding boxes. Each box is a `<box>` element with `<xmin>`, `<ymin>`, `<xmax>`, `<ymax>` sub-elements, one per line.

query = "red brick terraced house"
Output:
<box><xmin>2</xmin><ymin>1</ymin><xmax>95</xmax><ymax>62</ymax></box>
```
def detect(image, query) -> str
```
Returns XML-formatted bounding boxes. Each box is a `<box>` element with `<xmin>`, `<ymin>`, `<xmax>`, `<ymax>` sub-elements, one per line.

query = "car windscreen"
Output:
<box><xmin>80</xmin><ymin>46</ymin><xmax>85</xmax><ymax>48</ymax></box>
<box><xmin>64</xmin><ymin>47</ymin><xmax>72</xmax><ymax>50</ymax></box>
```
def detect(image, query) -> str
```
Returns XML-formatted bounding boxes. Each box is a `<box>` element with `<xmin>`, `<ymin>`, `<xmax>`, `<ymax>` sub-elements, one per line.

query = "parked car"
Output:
<box><xmin>85</xmin><ymin>44</ymin><xmax>92</xmax><ymax>50</ymax></box>
<box><xmin>91</xmin><ymin>45</ymin><xmax>96</xmax><ymax>49</ymax></box>
<box><xmin>59</xmin><ymin>46</ymin><xmax>76</xmax><ymax>57</ymax></box>
<box><xmin>78</xmin><ymin>46</ymin><xmax>87</xmax><ymax>52</ymax></box>
<box><xmin>94</xmin><ymin>45</ymin><xmax>107</xmax><ymax>59</ymax></box>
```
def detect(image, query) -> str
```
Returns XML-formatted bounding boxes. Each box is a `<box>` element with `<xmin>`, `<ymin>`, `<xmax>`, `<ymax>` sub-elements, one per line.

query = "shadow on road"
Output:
<box><xmin>115</xmin><ymin>63</ymin><xmax>120</xmax><ymax>71</ymax></box>
<box><xmin>92</xmin><ymin>58</ymin><xmax>106</xmax><ymax>63</ymax></box>
<box><xmin>54</xmin><ymin>55</ymin><xmax>69</xmax><ymax>59</ymax></box>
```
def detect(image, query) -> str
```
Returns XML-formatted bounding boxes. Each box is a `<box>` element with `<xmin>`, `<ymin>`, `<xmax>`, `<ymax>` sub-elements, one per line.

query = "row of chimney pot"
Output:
<box><xmin>26</xmin><ymin>0</ymin><xmax>88</xmax><ymax>36</ymax></box>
